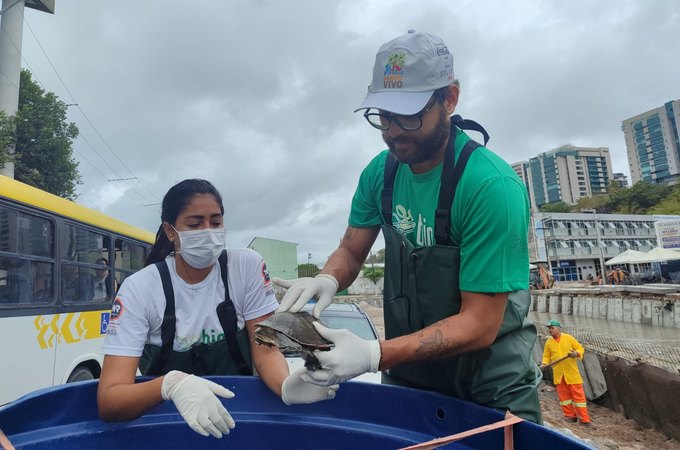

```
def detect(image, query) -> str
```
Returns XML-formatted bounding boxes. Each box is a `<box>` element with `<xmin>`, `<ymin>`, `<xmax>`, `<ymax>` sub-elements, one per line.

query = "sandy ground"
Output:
<box><xmin>359</xmin><ymin>303</ymin><xmax>680</xmax><ymax>449</ymax></box>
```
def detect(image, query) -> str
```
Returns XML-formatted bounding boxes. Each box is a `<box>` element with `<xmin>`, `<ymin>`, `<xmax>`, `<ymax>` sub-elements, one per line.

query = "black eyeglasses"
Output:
<box><xmin>363</xmin><ymin>96</ymin><xmax>440</xmax><ymax>131</ymax></box>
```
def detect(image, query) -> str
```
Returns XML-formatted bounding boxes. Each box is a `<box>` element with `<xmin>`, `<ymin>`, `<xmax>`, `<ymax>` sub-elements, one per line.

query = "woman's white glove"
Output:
<box><xmin>161</xmin><ymin>370</ymin><xmax>235</xmax><ymax>438</ymax></box>
<box><xmin>273</xmin><ymin>274</ymin><xmax>338</xmax><ymax>318</ymax></box>
<box><xmin>281</xmin><ymin>368</ymin><xmax>339</xmax><ymax>405</ymax></box>
<box><xmin>301</xmin><ymin>323</ymin><xmax>381</xmax><ymax>386</ymax></box>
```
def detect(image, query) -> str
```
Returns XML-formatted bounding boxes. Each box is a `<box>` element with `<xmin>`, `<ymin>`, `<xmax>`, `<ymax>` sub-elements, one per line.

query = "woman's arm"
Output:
<box><xmin>246</xmin><ymin>313</ymin><xmax>289</xmax><ymax>396</ymax></box>
<box><xmin>97</xmin><ymin>355</ymin><xmax>164</xmax><ymax>421</ymax></box>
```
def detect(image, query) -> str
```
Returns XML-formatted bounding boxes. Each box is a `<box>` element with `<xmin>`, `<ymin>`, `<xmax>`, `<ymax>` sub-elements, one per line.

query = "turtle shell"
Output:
<box><xmin>253</xmin><ymin>311</ymin><xmax>332</xmax><ymax>370</ymax></box>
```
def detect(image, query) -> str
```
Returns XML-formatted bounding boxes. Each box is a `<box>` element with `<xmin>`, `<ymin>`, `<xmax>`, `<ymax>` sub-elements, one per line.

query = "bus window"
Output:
<box><xmin>0</xmin><ymin>205</ymin><xmax>54</xmax><ymax>306</ymax></box>
<box><xmin>114</xmin><ymin>238</ymin><xmax>148</xmax><ymax>287</ymax></box>
<box><xmin>60</xmin><ymin>224</ymin><xmax>111</xmax><ymax>304</ymax></box>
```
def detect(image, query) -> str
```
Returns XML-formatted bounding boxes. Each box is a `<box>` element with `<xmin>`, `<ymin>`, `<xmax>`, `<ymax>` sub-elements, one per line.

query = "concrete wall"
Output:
<box><xmin>531</xmin><ymin>291</ymin><xmax>680</xmax><ymax>329</ymax></box>
<box><xmin>597</xmin><ymin>356</ymin><xmax>680</xmax><ymax>440</ymax></box>
<box><xmin>347</xmin><ymin>276</ymin><xmax>383</xmax><ymax>296</ymax></box>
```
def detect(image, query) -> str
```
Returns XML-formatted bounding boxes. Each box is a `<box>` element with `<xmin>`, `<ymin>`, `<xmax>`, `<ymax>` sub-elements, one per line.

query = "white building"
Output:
<box><xmin>531</xmin><ymin>212</ymin><xmax>658</xmax><ymax>281</ymax></box>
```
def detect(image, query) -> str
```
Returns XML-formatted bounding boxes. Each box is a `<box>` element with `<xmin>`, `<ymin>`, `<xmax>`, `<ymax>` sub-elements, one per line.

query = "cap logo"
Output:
<box><xmin>383</xmin><ymin>52</ymin><xmax>406</xmax><ymax>89</ymax></box>
<box><xmin>436</xmin><ymin>45</ymin><xmax>450</xmax><ymax>56</ymax></box>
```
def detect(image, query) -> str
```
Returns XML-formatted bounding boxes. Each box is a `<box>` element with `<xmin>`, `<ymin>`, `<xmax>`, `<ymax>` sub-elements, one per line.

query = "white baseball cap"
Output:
<box><xmin>355</xmin><ymin>30</ymin><xmax>454</xmax><ymax>115</ymax></box>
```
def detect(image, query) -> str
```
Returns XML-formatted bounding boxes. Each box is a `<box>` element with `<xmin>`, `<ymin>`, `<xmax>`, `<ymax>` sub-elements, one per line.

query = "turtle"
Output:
<box><xmin>253</xmin><ymin>311</ymin><xmax>333</xmax><ymax>371</ymax></box>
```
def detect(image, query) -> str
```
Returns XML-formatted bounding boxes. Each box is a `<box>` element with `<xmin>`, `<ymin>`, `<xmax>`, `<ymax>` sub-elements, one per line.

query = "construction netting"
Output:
<box><xmin>537</xmin><ymin>326</ymin><xmax>680</xmax><ymax>374</ymax></box>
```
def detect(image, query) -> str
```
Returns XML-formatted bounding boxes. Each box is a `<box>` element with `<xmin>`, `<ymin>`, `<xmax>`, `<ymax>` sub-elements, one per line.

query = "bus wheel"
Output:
<box><xmin>67</xmin><ymin>366</ymin><xmax>94</xmax><ymax>383</ymax></box>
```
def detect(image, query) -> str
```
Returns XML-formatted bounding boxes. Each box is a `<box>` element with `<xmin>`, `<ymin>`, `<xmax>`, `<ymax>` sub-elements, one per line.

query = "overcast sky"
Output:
<box><xmin>15</xmin><ymin>0</ymin><xmax>680</xmax><ymax>265</ymax></box>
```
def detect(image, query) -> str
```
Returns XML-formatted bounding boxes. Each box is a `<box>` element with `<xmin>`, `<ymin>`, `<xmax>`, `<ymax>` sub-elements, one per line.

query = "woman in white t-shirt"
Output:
<box><xmin>97</xmin><ymin>179</ymin><xmax>337</xmax><ymax>439</ymax></box>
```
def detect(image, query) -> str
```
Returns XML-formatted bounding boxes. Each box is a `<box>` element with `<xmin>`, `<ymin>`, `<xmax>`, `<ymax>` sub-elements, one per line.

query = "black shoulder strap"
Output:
<box><xmin>215</xmin><ymin>250</ymin><xmax>253</xmax><ymax>376</ymax></box>
<box><xmin>434</xmin><ymin>135</ymin><xmax>482</xmax><ymax>245</ymax></box>
<box><xmin>451</xmin><ymin>114</ymin><xmax>490</xmax><ymax>146</ymax></box>
<box><xmin>381</xmin><ymin>153</ymin><xmax>400</xmax><ymax>225</ymax></box>
<box><xmin>155</xmin><ymin>260</ymin><xmax>176</xmax><ymax>372</ymax></box>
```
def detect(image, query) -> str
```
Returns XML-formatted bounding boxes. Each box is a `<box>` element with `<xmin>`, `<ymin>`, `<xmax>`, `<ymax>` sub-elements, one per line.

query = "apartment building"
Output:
<box><xmin>514</xmin><ymin>145</ymin><xmax>613</xmax><ymax>211</ymax></box>
<box><xmin>622</xmin><ymin>99</ymin><xmax>680</xmax><ymax>186</ymax></box>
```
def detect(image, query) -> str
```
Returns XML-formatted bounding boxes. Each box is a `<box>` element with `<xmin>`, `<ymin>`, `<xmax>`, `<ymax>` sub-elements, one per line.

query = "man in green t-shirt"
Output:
<box><xmin>273</xmin><ymin>30</ymin><xmax>542</xmax><ymax>423</ymax></box>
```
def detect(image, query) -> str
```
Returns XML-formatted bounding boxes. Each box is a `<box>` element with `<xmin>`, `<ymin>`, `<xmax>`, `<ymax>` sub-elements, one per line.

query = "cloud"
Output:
<box><xmin>16</xmin><ymin>0</ymin><xmax>680</xmax><ymax>263</ymax></box>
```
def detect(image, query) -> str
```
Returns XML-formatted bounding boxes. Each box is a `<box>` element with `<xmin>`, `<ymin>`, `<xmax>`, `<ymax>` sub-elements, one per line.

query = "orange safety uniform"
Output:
<box><xmin>542</xmin><ymin>333</ymin><xmax>591</xmax><ymax>423</ymax></box>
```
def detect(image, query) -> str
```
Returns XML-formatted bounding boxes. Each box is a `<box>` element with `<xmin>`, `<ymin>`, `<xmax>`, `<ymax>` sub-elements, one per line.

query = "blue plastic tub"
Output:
<box><xmin>0</xmin><ymin>377</ymin><xmax>590</xmax><ymax>449</ymax></box>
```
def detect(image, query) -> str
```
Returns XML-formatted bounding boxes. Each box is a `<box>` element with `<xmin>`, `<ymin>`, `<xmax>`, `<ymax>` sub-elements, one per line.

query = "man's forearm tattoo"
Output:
<box><xmin>413</xmin><ymin>325</ymin><xmax>457</xmax><ymax>361</ymax></box>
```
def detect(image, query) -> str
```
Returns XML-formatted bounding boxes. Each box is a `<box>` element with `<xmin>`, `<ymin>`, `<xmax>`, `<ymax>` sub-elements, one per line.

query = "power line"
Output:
<box><xmin>0</xmin><ymin>20</ymin><xmax>45</xmax><ymax>89</ymax></box>
<box><xmin>20</xmin><ymin>13</ymin><xmax>162</xmax><ymax>204</ymax></box>
<box><xmin>71</xmin><ymin>145</ymin><xmax>146</xmax><ymax>207</ymax></box>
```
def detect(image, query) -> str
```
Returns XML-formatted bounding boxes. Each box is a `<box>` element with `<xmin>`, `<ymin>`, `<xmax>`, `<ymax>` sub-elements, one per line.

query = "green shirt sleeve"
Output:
<box><xmin>456</xmin><ymin>172</ymin><xmax>530</xmax><ymax>293</ymax></box>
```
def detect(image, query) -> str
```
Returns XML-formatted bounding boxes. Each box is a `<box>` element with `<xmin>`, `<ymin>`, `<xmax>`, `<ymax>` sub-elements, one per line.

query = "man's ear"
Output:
<box><xmin>444</xmin><ymin>84</ymin><xmax>460</xmax><ymax>115</ymax></box>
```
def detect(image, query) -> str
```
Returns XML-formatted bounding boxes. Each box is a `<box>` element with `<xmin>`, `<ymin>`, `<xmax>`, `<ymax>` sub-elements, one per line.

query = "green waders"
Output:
<box><xmin>380</xmin><ymin>120</ymin><xmax>542</xmax><ymax>423</ymax></box>
<box><xmin>139</xmin><ymin>251</ymin><xmax>253</xmax><ymax>377</ymax></box>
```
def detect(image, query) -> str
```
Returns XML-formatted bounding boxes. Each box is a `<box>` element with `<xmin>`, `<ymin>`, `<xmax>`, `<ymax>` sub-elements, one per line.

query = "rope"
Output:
<box><xmin>399</xmin><ymin>411</ymin><xmax>523</xmax><ymax>450</ymax></box>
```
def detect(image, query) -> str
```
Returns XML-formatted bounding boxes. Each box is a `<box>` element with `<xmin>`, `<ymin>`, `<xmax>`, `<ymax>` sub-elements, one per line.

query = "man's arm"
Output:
<box><xmin>322</xmin><ymin>225</ymin><xmax>381</xmax><ymax>290</ymax></box>
<box><xmin>273</xmin><ymin>225</ymin><xmax>380</xmax><ymax>317</ymax></box>
<box><xmin>379</xmin><ymin>291</ymin><xmax>507</xmax><ymax>369</ymax></box>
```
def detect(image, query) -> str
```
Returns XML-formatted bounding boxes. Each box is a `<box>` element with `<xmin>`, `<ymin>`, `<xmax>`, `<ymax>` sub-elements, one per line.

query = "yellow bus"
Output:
<box><xmin>0</xmin><ymin>175</ymin><xmax>155</xmax><ymax>405</ymax></box>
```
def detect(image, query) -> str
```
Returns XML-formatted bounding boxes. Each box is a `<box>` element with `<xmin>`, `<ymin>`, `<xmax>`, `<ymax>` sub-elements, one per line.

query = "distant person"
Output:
<box><xmin>273</xmin><ymin>30</ymin><xmax>542</xmax><ymax>423</ymax></box>
<box><xmin>540</xmin><ymin>320</ymin><xmax>591</xmax><ymax>425</ymax></box>
<box><xmin>92</xmin><ymin>257</ymin><xmax>112</xmax><ymax>301</ymax></box>
<box><xmin>97</xmin><ymin>179</ymin><xmax>337</xmax><ymax>439</ymax></box>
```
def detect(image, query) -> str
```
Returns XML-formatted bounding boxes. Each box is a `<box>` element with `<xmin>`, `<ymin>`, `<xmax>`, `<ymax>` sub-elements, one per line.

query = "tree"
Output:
<box><xmin>575</xmin><ymin>194</ymin><xmax>610</xmax><ymax>213</ymax></box>
<box><xmin>362</xmin><ymin>266</ymin><xmax>384</xmax><ymax>284</ymax></box>
<box><xmin>0</xmin><ymin>110</ymin><xmax>16</xmax><ymax>168</ymax></box>
<box><xmin>648</xmin><ymin>185</ymin><xmax>680</xmax><ymax>215</ymax></box>
<box><xmin>15</xmin><ymin>69</ymin><xmax>80</xmax><ymax>200</ymax></box>
<box><xmin>539</xmin><ymin>201</ymin><xmax>572</xmax><ymax>213</ymax></box>
<box><xmin>608</xmin><ymin>181</ymin><xmax>670</xmax><ymax>214</ymax></box>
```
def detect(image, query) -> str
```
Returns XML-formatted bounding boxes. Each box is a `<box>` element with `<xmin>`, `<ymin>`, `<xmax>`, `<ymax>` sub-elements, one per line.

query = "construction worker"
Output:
<box><xmin>540</xmin><ymin>320</ymin><xmax>591</xmax><ymax>425</ymax></box>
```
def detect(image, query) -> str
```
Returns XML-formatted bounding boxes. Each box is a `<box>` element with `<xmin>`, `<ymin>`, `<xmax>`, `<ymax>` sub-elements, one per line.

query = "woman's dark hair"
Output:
<box><xmin>144</xmin><ymin>179</ymin><xmax>224</xmax><ymax>266</ymax></box>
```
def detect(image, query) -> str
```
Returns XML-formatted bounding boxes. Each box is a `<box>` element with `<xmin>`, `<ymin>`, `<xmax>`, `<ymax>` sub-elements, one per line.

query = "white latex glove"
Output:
<box><xmin>281</xmin><ymin>368</ymin><xmax>340</xmax><ymax>405</ymax></box>
<box><xmin>301</xmin><ymin>323</ymin><xmax>381</xmax><ymax>386</ymax></box>
<box><xmin>161</xmin><ymin>370</ymin><xmax>235</xmax><ymax>438</ymax></box>
<box><xmin>272</xmin><ymin>274</ymin><xmax>338</xmax><ymax>318</ymax></box>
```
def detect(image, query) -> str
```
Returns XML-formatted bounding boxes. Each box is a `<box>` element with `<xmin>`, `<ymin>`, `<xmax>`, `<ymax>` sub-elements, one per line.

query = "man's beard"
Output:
<box><xmin>383</xmin><ymin>110</ymin><xmax>450</xmax><ymax>165</ymax></box>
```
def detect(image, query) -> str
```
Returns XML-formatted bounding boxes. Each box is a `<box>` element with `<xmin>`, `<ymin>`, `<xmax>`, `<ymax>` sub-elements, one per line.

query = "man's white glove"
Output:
<box><xmin>161</xmin><ymin>370</ymin><xmax>235</xmax><ymax>438</ymax></box>
<box><xmin>281</xmin><ymin>368</ymin><xmax>339</xmax><ymax>405</ymax></box>
<box><xmin>301</xmin><ymin>323</ymin><xmax>381</xmax><ymax>386</ymax></box>
<box><xmin>272</xmin><ymin>274</ymin><xmax>338</xmax><ymax>318</ymax></box>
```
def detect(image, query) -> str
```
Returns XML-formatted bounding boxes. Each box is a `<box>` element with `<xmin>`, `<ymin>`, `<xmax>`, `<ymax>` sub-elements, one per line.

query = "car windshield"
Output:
<box><xmin>320</xmin><ymin>316</ymin><xmax>376</xmax><ymax>340</ymax></box>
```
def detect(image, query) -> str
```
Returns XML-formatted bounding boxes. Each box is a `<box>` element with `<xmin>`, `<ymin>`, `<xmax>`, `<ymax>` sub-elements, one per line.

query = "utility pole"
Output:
<box><xmin>594</xmin><ymin>216</ymin><xmax>605</xmax><ymax>278</ymax></box>
<box><xmin>0</xmin><ymin>0</ymin><xmax>55</xmax><ymax>178</ymax></box>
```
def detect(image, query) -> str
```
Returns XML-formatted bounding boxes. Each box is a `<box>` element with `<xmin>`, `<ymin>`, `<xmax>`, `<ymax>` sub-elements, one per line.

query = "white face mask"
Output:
<box><xmin>172</xmin><ymin>226</ymin><xmax>226</xmax><ymax>269</ymax></box>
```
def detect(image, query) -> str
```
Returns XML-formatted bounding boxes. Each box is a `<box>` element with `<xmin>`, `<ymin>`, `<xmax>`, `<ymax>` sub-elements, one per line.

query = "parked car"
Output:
<box><xmin>283</xmin><ymin>302</ymin><xmax>382</xmax><ymax>384</ymax></box>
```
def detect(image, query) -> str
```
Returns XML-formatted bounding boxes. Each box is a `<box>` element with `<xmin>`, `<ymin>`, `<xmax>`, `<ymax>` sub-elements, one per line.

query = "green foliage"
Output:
<box><xmin>0</xmin><ymin>110</ymin><xmax>16</xmax><ymax>168</ymax></box>
<box><xmin>608</xmin><ymin>181</ymin><xmax>670</xmax><ymax>214</ymax></box>
<box><xmin>539</xmin><ymin>201</ymin><xmax>572</xmax><ymax>213</ymax></box>
<box><xmin>297</xmin><ymin>263</ymin><xmax>320</xmax><ymax>278</ymax></box>
<box><xmin>15</xmin><ymin>69</ymin><xmax>80</xmax><ymax>200</ymax></box>
<box><xmin>575</xmin><ymin>194</ymin><xmax>610</xmax><ymax>213</ymax></box>
<box><xmin>362</xmin><ymin>266</ymin><xmax>384</xmax><ymax>284</ymax></box>
<box><xmin>648</xmin><ymin>185</ymin><xmax>680</xmax><ymax>215</ymax></box>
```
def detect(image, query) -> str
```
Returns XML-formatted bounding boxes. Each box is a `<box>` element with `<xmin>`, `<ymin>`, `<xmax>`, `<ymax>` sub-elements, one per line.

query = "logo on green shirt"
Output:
<box><xmin>394</xmin><ymin>204</ymin><xmax>435</xmax><ymax>246</ymax></box>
